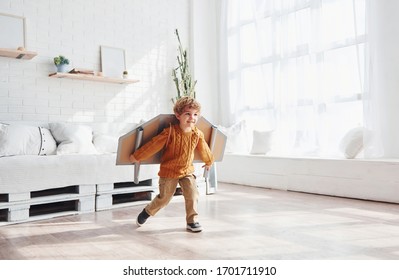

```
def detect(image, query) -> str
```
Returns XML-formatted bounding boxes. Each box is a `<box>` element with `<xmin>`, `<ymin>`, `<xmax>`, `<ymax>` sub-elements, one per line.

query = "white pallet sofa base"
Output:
<box><xmin>0</xmin><ymin>157</ymin><xmax>212</xmax><ymax>225</ymax></box>
<box><xmin>217</xmin><ymin>154</ymin><xmax>399</xmax><ymax>204</ymax></box>
<box><xmin>0</xmin><ymin>153</ymin><xmax>159</xmax><ymax>226</ymax></box>
<box><xmin>0</xmin><ymin>184</ymin><xmax>96</xmax><ymax>224</ymax></box>
<box><xmin>96</xmin><ymin>179</ymin><xmax>157</xmax><ymax>211</ymax></box>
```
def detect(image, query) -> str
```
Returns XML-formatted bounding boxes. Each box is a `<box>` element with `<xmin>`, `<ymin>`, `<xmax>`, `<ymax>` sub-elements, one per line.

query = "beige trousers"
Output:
<box><xmin>145</xmin><ymin>174</ymin><xmax>199</xmax><ymax>224</ymax></box>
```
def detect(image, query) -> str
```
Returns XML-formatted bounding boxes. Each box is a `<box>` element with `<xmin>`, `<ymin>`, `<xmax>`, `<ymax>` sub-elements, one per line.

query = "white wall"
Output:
<box><xmin>0</xmin><ymin>0</ymin><xmax>191</xmax><ymax>124</ymax></box>
<box><xmin>367</xmin><ymin>0</ymin><xmax>399</xmax><ymax>158</ymax></box>
<box><xmin>191</xmin><ymin>0</ymin><xmax>220</xmax><ymax>124</ymax></box>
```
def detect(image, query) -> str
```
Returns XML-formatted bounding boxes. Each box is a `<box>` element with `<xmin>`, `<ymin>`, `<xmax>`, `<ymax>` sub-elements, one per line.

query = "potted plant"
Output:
<box><xmin>172</xmin><ymin>29</ymin><xmax>197</xmax><ymax>103</ymax></box>
<box><xmin>54</xmin><ymin>55</ymin><xmax>70</xmax><ymax>73</ymax></box>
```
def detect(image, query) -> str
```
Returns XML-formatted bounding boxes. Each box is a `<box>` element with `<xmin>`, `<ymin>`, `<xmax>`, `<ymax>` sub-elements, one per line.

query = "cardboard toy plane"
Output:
<box><xmin>116</xmin><ymin>114</ymin><xmax>227</xmax><ymax>183</ymax></box>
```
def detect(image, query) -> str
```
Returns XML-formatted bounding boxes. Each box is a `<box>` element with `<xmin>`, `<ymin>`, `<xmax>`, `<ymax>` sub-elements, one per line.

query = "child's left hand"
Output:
<box><xmin>129</xmin><ymin>154</ymin><xmax>138</xmax><ymax>163</ymax></box>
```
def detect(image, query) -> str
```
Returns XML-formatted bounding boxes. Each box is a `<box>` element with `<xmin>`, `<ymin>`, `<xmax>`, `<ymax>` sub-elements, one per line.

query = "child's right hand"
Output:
<box><xmin>129</xmin><ymin>154</ymin><xmax>138</xmax><ymax>163</ymax></box>
<box><xmin>202</xmin><ymin>164</ymin><xmax>212</xmax><ymax>171</ymax></box>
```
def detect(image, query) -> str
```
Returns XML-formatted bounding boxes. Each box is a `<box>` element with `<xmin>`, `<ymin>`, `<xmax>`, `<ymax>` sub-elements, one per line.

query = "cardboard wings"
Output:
<box><xmin>116</xmin><ymin>114</ymin><xmax>227</xmax><ymax>183</ymax></box>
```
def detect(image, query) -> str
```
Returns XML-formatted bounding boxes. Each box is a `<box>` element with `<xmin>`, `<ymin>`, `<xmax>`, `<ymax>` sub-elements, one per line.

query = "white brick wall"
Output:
<box><xmin>0</xmin><ymin>0</ymin><xmax>190</xmax><ymax>124</ymax></box>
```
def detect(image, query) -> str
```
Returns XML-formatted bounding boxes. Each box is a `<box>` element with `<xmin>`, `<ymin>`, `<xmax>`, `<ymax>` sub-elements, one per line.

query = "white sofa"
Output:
<box><xmin>0</xmin><ymin>121</ymin><xmax>159</xmax><ymax>225</ymax></box>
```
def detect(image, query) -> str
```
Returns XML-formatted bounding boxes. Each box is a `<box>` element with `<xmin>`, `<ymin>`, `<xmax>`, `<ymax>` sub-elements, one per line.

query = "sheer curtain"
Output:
<box><xmin>219</xmin><ymin>0</ymin><xmax>367</xmax><ymax>157</ymax></box>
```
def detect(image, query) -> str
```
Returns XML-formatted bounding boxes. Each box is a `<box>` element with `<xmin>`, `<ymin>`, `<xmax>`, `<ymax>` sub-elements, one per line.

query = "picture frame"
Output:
<box><xmin>0</xmin><ymin>13</ymin><xmax>26</xmax><ymax>49</ymax></box>
<box><xmin>100</xmin><ymin>46</ymin><xmax>126</xmax><ymax>78</ymax></box>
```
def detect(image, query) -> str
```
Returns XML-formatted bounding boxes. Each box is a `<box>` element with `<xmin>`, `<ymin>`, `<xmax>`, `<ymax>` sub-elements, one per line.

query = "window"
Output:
<box><xmin>222</xmin><ymin>0</ymin><xmax>366</xmax><ymax>156</ymax></box>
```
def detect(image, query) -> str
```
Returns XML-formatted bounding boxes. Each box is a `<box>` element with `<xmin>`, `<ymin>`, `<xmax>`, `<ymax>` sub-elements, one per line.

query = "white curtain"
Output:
<box><xmin>219</xmin><ymin>0</ymin><xmax>367</xmax><ymax>157</ymax></box>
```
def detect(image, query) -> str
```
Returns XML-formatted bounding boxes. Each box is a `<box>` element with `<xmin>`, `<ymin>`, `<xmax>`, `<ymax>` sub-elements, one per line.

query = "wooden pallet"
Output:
<box><xmin>0</xmin><ymin>184</ymin><xmax>96</xmax><ymax>226</ymax></box>
<box><xmin>95</xmin><ymin>179</ymin><xmax>157</xmax><ymax>211</ymax></box>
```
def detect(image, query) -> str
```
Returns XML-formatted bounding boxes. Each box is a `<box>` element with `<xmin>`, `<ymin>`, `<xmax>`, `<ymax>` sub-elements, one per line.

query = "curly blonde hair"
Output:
<box><xmin>173</xmin><ymin>96</ymin><xmax>201</xmax><ymax>115</ymax></box>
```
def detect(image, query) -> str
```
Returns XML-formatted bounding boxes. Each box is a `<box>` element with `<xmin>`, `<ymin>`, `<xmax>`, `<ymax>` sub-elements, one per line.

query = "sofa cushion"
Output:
<box><xmin>0</xmin><ymin>154</ymin><xmax>159</xmax><ymax>194</ymax></box>
<box><xmin>0</xmin><ymin>123</ymin><xmax>56</xmax><ymax>157</ymax></box>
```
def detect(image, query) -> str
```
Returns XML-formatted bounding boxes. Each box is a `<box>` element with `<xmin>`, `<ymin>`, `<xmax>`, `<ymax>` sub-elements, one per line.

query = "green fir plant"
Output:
<box><xmin>53</xmin><ymin>55</ymin><xmax>70</xmax><ymax>66</ymax></box>
<box><xmin>172</xmin><ymin>29</ymin><xmax>197</xmax><ymax>103</ymax></box>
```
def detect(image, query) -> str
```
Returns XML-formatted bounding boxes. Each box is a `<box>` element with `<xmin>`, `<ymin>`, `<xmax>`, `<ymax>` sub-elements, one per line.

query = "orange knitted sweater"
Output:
<box><xmin>133</xmin><ymin>124</ymin><xmax>214</xmax><ymax>178</ymax></box>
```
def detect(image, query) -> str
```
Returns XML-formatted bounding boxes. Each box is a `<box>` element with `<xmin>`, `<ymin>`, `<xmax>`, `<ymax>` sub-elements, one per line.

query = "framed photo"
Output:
<box><xmin>0</xmin><ymin>13</ymin><xmax>26</xmax><ymax>49</ymax></box>
<box><xmin>100</xmin><ymin>46</ymin><xmax>126</xmax><ymax>78</ymax></box>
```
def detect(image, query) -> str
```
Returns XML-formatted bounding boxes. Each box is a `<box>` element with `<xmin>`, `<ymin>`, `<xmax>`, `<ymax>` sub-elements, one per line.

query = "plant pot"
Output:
<box><xmin>56</xmin><ymin>64</ymin><xmax>68</xmax><ymax>73</ymax></box>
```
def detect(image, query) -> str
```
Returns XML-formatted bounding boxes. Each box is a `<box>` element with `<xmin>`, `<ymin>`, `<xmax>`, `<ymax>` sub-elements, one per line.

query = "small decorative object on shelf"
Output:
<box><xmin>123</xmin><ymin>70</ymin><xmax>128</xmax><ymax>79</ymax></box>
<box><xmin>69</xmin><ymin>68</ymin><xmax>94</xmax><ymax>75</ymax></box>
<box><xmin>53</xmin><ymin>55</ymin><xmax>70</xmax><ymax>73</ymax></box>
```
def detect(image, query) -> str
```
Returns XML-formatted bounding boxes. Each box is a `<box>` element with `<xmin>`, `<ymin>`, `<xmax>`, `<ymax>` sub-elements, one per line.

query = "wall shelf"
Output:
<box><xmin>48</xmin><ymin>72</ymin><xmax>140</xmax><ymax>84</ymax></box>
<box><xmin>0</xmin><ymin>48</ymin><xmax>37</xmax><ymax>60</ymax></box>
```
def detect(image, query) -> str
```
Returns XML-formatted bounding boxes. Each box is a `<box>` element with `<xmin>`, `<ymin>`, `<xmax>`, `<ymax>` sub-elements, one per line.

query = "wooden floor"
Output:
<box><xmin>1</xmin><ymin>182</ymin><xmax>399</xmax><ymax>260</ymax></box>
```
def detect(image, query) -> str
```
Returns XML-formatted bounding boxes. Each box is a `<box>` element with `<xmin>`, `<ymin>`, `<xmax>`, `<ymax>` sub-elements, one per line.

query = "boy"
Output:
<box><xmin>129</xmin><ymin>97</ymin><xmax>214</xmax><ymax>232</ymax></box>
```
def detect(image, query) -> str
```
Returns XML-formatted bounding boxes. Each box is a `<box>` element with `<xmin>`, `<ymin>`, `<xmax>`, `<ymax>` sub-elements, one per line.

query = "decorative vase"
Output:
<box><xmin>56</xmin><ymin>64</ymin><xmax>68</xmax><ymax>73</ymax></box>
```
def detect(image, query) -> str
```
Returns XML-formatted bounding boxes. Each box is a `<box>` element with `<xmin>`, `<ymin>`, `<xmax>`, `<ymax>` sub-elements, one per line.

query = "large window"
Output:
<box><xmin>222</xmin><ymin>0</ymin><xmax>366</xmax><ymax>157</ymax></box>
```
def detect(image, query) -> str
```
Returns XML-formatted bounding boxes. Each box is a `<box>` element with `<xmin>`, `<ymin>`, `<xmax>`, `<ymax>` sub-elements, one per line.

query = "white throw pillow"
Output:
<box><xmin>38</xmin><ymin>126</ymin><xmax>57</xmax><ymax>155</ymax></box>
<box><xmin>339</xmin><ymin>127</ymin><xmax>364</xmax><ymax>159</ymax></box>
<box><xmin>49</xmin><ymin>123</ymin><xmax>98</xmax><ymax>155</ymax></box>
<box><xmin>0</xmin><ymin>123</ymin><xmax>56</xmax><ymax>156</ymax></box>
<box><xmin>250</xmin><ymin>130</ymin><xmax>273</xmax><ymax>155</ymax></box>
<box><xmin>218</xmin><ymin>120</ymin><xmax>249</xmax><ymax>154</ymax></box>
<box><xmin>93</xmin><ymin>134</ymin><xmax>118</xmax><ymax>154</ymax></box>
